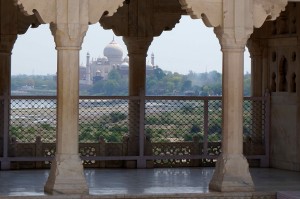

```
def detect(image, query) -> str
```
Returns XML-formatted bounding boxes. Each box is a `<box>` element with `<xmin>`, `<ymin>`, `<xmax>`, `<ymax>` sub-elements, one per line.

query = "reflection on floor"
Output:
<box><xmin>0</xmin><ymin>168</ymin><xmax>300</xmax><ymax>197</ymax></box>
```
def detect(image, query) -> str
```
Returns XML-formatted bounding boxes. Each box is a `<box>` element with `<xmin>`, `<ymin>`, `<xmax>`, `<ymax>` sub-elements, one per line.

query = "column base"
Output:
<box><xmin>209</xmin><ymin>154</ymin><xmax>254</xmax><ymax>192</ymax></box>
<box><xmin>44</xmin><ymin>153</ymin><xmax>88</xmax><ymax>194</ymax></box>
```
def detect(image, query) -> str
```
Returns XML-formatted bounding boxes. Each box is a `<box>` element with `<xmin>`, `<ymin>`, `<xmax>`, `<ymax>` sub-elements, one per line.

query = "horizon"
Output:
<box><xmin>10</xmin><ymin>69</ymin><xmax>252</xmax><ymax>77</ymax></box>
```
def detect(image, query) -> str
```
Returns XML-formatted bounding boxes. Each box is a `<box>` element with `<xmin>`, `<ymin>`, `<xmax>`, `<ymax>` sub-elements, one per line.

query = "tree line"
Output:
<box><xmin>11</xmin><ymin>69</ymin><xmax>251</xmax><ymax>96</ymax></box>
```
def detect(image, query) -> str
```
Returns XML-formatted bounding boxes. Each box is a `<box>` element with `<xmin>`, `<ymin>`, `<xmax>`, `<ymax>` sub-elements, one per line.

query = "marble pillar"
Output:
<box><xmin>209</xmin><ymin>28</ymin><xmax>254</xmax><ymax>192</ymax></box>
<box><xmin>248</xmin><ymin>39</ymin><xmax>264</xmax><ymax>145</ymax></box>
<box><xmin>0</xmin><ymin>35</ymin><xmax>17</xmax><ymax>170</ymax></box>
<box><xmin>44</xmin><ymin>24</ymin><xmax>88</xmax><ymax>194</ymax></box>
<box><xmin>13</xmin><ymin>0</ymin><xmax>124</xmax><ymax>193</ymax></box>
<box><xmin>123</xmin><ymin>36</ymin><xmax>152</xmax><ymax>168</ymax></box>
<box><xmin>248</xmin><ymin>40</ymin><xmax>263</xmax><ymax>97</ymax></box>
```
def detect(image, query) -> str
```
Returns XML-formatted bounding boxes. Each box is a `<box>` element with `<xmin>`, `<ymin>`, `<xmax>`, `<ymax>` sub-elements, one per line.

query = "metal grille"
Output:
<box><xmin>6</xmin><ymin>95</ymin><xmax>269</xmax><ymax>169</ymax></box>
<box><xmin>78</xmin><ymin>97</ymin><xmax>131</xmax><ymax>143</ymax></box>
<box><xmin>207</xmin><ymin>100</ymin><xmax>222</xmax><ymax>143</ymax></box>
<box><xmin>9</xmin><ymin>97</ymin><xmax>56</xmax><ymax>143</ymax></box>
<box><xmin>145</xmin><ymin>99</ymin><xmax>204</xmax><ymax>143</ymax></box>
<box><xmin>243</xmin><ymin>98</ymin><xmax>266</xmax><ymax>156</ymax></box>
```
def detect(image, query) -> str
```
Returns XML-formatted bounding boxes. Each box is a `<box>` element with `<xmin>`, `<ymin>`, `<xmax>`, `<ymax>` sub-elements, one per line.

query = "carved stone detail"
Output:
<box><xmin>179</xmin><ymin>0</ymin><xmax>222</xmax><ymax>27</ymax></box>
<box><xmin>14</xmin><ymin>0</ymin><xmax>124</xmax><ymax>25</ymax></box>
<box><xmin>214</xmin><ymin>27</ymin><xmax>251</xmax><ymax>50</ymax></box>
<box><xmin>247</xmin><ymin>39</ymin><xmax>263</xmax><ymax>57</ymax></box>
<box><xmin>100</xmin><ymin>0</ymin><xmax>182</xmax><ymax>37</ymax></box>
<box><xmin>179</xmin><ymin>0</ymin><xmax>288</xmax><ymax>32</ymax></box>
<box><xmin>50</xmin><ymin>23</ymin><xmax>88</xmax><ymax>48</ymax></box>
<box><xmin>253</xmin><ymin>0</ymin><xmax>288</xmax><ymax>28</ymax></box>
<box><xmin>123</xmin><ymin>37</ymin><xmax>153</xmax><ymax>55</ymax></box>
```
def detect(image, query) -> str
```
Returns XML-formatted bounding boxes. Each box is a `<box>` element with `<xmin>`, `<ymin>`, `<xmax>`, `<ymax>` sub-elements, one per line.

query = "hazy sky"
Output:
<box><xmin>12</xmin><ymin>16</ymin><xmax>251</xmax><ymax>75</ymax></box>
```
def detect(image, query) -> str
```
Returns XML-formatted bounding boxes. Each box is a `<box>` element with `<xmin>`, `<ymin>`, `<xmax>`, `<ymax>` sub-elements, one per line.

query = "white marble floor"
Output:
<box><xmin>0</xmin><ymin>168</ymin><xmax>299</xmax><ymax>197</ymax></box>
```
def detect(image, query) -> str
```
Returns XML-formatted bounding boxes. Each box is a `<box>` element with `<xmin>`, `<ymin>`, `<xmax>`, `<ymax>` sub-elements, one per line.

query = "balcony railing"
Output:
<box><xmin>0</xmin><ymin>94</ymin><xmax>270</xmax><ymax>169</ymax></box>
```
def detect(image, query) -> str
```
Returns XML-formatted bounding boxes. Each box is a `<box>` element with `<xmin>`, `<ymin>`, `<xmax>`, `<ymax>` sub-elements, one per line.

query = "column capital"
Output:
<box><xmin>247</xmin><ymin>39</ymin><xmax>264</xmax><ymax>57</ymax></box>
<box><xmin>0</xmin><ymin>35</ymin><xmax>17</xmax><ymax>54</ymax></box>
<box><xmin>50</xmin><ymin>23</ymin><xmax>88</xmax><ymax>49</ymax></box>
<box><xmin>123</xmin><ymin>37</ymin><xmax>153</xmax><ymax>56</ymax></box>
<box><xmin>214</xmin><ymin>27</ymin><xmax>250</xmax><ymax>50</ymax></box>
<box><xmin>15</xmin><ymin>0</ymin><xmax>124</xmax><ymax>48</ymax></box>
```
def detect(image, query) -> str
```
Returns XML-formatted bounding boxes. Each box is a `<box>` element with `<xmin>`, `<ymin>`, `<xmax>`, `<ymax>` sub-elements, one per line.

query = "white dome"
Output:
<box><xmin>120</xmin><ymin>62</ymin><xmax>129</xmax><ymax>70</ymax></box>
<box><xmin>101</xmin><ymin>56</ymin><xmax>108</xmax><ymax>62</ymax></box>
<box><xmin>123</xmin><ymin>56</ymin><xmax>129</xmax><ymax>63</ymax></box>
<box><xmin>103</xmin><ymin>39</ymin><xmax>123</xmax><ymax>60</ymax></box>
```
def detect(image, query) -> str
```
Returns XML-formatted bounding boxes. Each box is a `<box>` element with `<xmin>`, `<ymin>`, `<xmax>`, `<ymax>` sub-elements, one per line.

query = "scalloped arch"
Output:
<box><xmin>253</xmin><ymin>0</ymin><xmax>288</xmax><ymax>28</ymax></box>
<box><xmin>14</xmin><ymin>0</ymin><xmax>124</xmax><ymax>25</ymax></box>
<box><xmin>179</xmin><ymin>0</ymin><xmax>222</xmax><ymax>27</ymax></box>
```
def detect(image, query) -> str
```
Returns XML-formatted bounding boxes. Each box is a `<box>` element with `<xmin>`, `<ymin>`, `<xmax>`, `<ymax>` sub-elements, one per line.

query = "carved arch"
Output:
<box><xmin>253</xmin><ymin>0</ymin><xmax>288</xmax><ymax>28</ymax></box>
<box><xmin>179</xmin><ymin>0</ymin><xmax>288</xmax><ymax>29</ymax></box>
<box><xmin>14</xmin><ymin>0</ymin><xmax>124</xmax><ymax>24</ymax></box>
<box><xmin>178</xmin><ymin>0</ymin><xmax>222</xmax><ymax>27</ymax></box>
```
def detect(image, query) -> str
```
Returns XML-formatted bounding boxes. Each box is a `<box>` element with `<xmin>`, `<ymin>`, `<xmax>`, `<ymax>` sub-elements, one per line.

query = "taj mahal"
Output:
<box><xmin>79</xmin><ymin>38</ymin><xmax>155</xmax><ymax>85</ymax></box>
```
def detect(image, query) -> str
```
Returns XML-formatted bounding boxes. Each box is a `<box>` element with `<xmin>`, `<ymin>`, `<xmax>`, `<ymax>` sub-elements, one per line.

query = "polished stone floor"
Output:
<box><xmin>0</xmin><ymin>168</ymin><xmax>299</xmax><ymax>196</ymax></box>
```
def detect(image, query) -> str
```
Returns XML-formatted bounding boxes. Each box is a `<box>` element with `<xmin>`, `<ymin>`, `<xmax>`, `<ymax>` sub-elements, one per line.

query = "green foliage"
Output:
<box><xmin>181</xmin><ymin>103</ymin><xmax>195</xmax><ymax>113</ymax></box>
<box><xmin>89</xmin><ymin>69</ymin><xmax>128</xmax><ymax>96</ymax></box>
<box><xmin>109</xmin><ymin>112</ymin><xmax>127</xmax><ymax>123</ymax></box>
<box><xmin>79</xmin><ymin>121</ymin><xmax>127</xmax><ymax>143</ymax></box>
<box><xmin>11</xmin><ymin>70</ymin><xmax>251</xmax><ymax>96</ymax></box>
<box><xmin>190</xmin><ymin>124</ymin><xmax>201</xmax><ymax>133</ymax></box>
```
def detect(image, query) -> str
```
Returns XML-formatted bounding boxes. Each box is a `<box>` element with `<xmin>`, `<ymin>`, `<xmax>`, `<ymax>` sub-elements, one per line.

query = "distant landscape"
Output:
<box><xmin>10</xmin><ymin>69</ymin><xmax>253</xmax><ymax>144</ymax></box>
<box><xmin>11</xmin><ymin>69</ymin><xmax>251</xmax><ymax>96</ymax></box>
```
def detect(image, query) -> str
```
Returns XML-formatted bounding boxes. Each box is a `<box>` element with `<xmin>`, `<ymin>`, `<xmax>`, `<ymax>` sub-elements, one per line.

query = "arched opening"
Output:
<box><xmin>10</xmin><ymin>25</ymin><xmax>57</xmax><ymax>146</ymax></box>
<box><xmin>145</xmin><ymin>15</ymin><xmax>224</xmax><ymax>166</ymax></box>
<box><xmin>290</xmin><ymin>72</ymin><xmax>296</xmax><ymax>93</ymax></box>
<box><xmin>12</xmin><ymin>24</ymin><xmax>56</xmax><ymax>95</ymax></box>
<box><xmin>148</xmin><ymin>16</ymin><xmax>222</xmax><ymax>96</ymax></box>
<box><xmin>278</xmin><ymin>57</ymin><xmax>288</xmax><ymax>92</ymax></box>
<box><xmin>80</xmin><ymin>24</ymin><xmax>128</xmax><ymax>96</ymax></box>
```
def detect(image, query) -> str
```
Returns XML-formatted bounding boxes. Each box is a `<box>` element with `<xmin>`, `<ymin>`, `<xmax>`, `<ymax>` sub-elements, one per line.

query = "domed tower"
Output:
<box><xmin>103</xmin><ymin>38</ymin><xmax>124</xmax><ymax>66</ymax></box>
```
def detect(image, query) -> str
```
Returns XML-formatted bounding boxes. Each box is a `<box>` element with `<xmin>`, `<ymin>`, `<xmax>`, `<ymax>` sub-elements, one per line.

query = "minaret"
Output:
<box><xmin>151</xmin><ymin>52</ymin><xmax>155</xmax><ymax>66</ymax></box>
<box><xmin>86</xmin><ymin>52</ymin><xmax>92</xmax><ymax>85</ymax></box>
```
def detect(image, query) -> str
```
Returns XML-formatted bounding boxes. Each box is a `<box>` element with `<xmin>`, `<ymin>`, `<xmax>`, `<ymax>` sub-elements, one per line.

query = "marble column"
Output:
<box><xmin>123</xmin><ymin>36</ymin><xmax>153</xmax><ymax>168</ymax></box>
<box><xmin>248</xmin><ymin>40</ymin><xmax>263</xmax><ymax>97</ymax></box>
<box><xmin>0</xmin><ymin>35</ymin><xmax>17</xmax><ymax>170</ymax></box>
<box><xmin>44</xmin><ymin>24</ymin><xmax>88</xmax><ymax>194</ymax></box>
<box><xmin>248</xmin><ymin>39</ymin><xmax>264</xmax><ymax>145</ymax></box>
<box><xmin>209</xmin><ymin>28</ymin><xmax>254</xmax><ymax>192</ymax></box>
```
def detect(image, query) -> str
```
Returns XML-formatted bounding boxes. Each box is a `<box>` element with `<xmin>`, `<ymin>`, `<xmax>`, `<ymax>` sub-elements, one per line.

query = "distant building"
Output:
<box><xmin>80</xmin><ymin>38</ymin><xmax>155</xmax><ymax>85</ymax></box>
